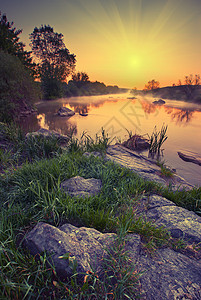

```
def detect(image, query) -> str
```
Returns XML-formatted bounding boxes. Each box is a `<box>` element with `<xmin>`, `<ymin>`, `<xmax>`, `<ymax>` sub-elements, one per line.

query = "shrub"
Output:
<box><xmin>0</xmin><ymin>51</ymin><xmax>40</xmax><ymax>122</ymax></box>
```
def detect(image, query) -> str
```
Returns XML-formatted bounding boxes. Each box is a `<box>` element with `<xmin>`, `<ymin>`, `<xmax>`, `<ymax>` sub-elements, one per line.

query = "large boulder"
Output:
<box><xmin>25</xmin><ymin>128</ymin><xmax>69</xmax><ymax>144</ymax></box>
<box><xmin>57</xmin><ymin>107</ymin><xmax>75</xmax><ymax>117</ymax></box>
<box><xmin>24</xmin><ymin>222</ymin><xmax>201</xmax><ymax>299</ymax></box>
<box><xmin>137</xmin><ymin>194</ymin><xmax>201</xmax><ymax>243</ymax></box>
<box><xmin>61</xmin><ymin>176</ymin><xmax>102</xmax><ymax>198</ymax></box>
<box><xmin>24</xmin><ymin>222</ymin><xmax>116</xmax><ymax>279</ymax></box>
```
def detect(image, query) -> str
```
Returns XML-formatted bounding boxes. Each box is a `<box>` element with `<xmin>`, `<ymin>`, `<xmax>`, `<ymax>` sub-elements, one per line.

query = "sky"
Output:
<box><xmin>1</xmin><ymin>0</ymin><xmax>201</xmax><ymax>89</ymax></box>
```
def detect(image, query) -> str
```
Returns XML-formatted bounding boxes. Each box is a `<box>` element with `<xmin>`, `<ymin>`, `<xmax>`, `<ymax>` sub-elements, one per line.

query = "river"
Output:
<box><xmin>20</xmin><ymin>92</ymin><xmax>201</xmax><ymax>186</ymax></box>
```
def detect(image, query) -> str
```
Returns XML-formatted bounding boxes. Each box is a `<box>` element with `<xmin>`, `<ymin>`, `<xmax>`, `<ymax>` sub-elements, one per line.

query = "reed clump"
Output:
<box><xmin>149</xmin><ymin>124</ymin><xmax>168</xmax><ymax>157</ymax></box>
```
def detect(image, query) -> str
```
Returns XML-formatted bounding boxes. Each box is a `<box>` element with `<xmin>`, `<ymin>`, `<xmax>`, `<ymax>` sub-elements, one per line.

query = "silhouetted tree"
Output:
<box><xmin>71</xmin><ymin>71</ymin><xmax>89</xmax><ymax>89</ymax></box>
<box><xmin>0</xmin><ymin>12</ymin><xmax>35</xmax><ymax>76</ymax></box>
<box><xmin>144</xmin><ymin>79</ymin><xmax>160</xmax><ymax>90</ymax></box>
<box><xmin>30</xmin><ymin>25</ymin><xmax>76</xmax><ymax>98</ymax></box>
<box><xmin>72</xmin><ymin>72</ymin><xmax>89</xmax><ymax>83</ymax></box>
<box><xmin>181</xmin><ymin>74</ymin><xmax>200</xmax><ymax>100</ymax></box>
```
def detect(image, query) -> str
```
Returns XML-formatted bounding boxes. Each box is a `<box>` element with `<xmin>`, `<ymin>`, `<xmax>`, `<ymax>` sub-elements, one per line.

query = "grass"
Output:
<box><xmin>0</xmin><ymin>122</ymin><xmax>201</xmax><ymax>298</ymax></box>
<box><xmin>161</xmin><ymin>186</ymin><xmax>201</xmax><ymax>214</ymax></box>
<box><xmin>156</xmin><ymin>160</ymin><xmax>174</xmax><ymax>178</ymax></box>
<box><xmin>149</xmin><ymin>124</ymin><xmax>168</xmax><ymax>157</ymax></box>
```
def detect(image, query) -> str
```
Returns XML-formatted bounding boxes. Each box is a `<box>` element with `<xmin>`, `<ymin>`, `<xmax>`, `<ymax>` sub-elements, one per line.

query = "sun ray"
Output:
<box><xmin>63</xmin><ymin>0</ymin><xmax>201</xmax><ymax>88</ymax></box>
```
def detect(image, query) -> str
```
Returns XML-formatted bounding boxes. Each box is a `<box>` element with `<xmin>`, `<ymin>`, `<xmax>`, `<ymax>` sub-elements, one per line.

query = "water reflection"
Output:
<box><xmin>64</xmin><ymin>104</ymin><xmax>89</xmax><ymax>115</ymax></box>
<box><xmin>141</xmin><ymin>101</ymin><xmax>158</xmax><ymax>115</ymax></box>
<box><xmin>63</xmin><ymin>97</ymin><xmax>118</xmax><ymax>113</ymax></box>
<box><xmin>44</xmin><ymin>115</ymin><xmax>77</xmax><ymax>136</ymax></box>
<box><xmin>37</xmin><ymin>114</ymin><xmax>49</xmax><ymax>129</ymax></box>
<box><xmin>18</xmin><ymin>94</ymin><xmax>201</xmax><ymax>186</ymax></box>
<box><xmin>21</xmin><ymin>95</ymin><xmax>201</xmax><ymax>135</ymax></box>
<box><xmin>164</xmin><ymin>107</ymin><xmax>194</xmax><ymax>124</ymax></box>
<box><xmin>140</xmin><ymin>99</ymin><xmax>195</xmax><ymax>124</ymax></box>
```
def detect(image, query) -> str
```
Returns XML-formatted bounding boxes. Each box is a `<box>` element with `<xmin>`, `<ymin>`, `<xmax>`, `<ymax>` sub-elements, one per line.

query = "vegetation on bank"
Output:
<box><xmin>0</xmin><ymin>123</ymin><xmax>201</xmax><ymax>298</ymax></box>
<box><xmin>0</xmin><ymin>13</ymin><xmax>41</xmax><ymax>122</ymax></box>
<box><xmin>0</xmin><ymin>9</ymin><xmax>201</xmax><ymax>296</ymax></box>
<box><xmin>133</xmin><ymin>74</ymin><xmax>201</xmax><ymax>104</ymax></box>
<box><xmin>0</xmin><ymin>12</ymin><xmax>125</xmax><ymax>123</ymax></box>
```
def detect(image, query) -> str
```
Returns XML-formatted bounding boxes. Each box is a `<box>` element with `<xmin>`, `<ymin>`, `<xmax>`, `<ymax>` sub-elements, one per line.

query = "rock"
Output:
<box><xmin>79</xmin><ymin>112</ymin><xmax>88</xmax><ymax>116</ymax></box>
<box><xmin>105</xmin><ymin>144</ymin><xmax>193</xmax><ymax>189</ymax></box>
<box><xmin>57</xmin><ymin>107</ymin><xmax>75</xmax><ymax>117</ymax></box>
<box><xmin>138</xmin><ymin>248</ymin><xmax>201</xmax><ymax>300</ymax></box>
<box><xmin>26</xmin><ymin>128</ymin><xmax>69</xmax><ymax>144</ymax></box>
<box><xmin>127</xmin><ymin>96</ymin><xmax>137</xmax><ymax>99</ymax></box>
<box><xmin>24</xmin><ymin>220</ymin><xmax>201</xmax><ymax>299</ymax></box>
<box><xmin>122</xmin><ymin>135</ymin><xmax>150</xmax><ymax>151</ymax></box>
<box><xmin>152</xmin><ymin>99</ymin><xmax>166</xmax><ymax>105</ymax></box>
<box><xmin>178</xmin><ymin>151</ymin><xmax>201</xmax><ymax>166</ymax></box>
<box><xmin>138</xmin><ymin>194</ymin><xmax>201</xmax><ymax>243</ymax></box>
<box><xmin>61</xmin><ymin>176</ymin><xmax>102</xmax><ymax>198</ymax></box>
<box><xmin>24</xmin><ymin>222</ymin><xmax>116</xmax><ymax>279</ymax></box>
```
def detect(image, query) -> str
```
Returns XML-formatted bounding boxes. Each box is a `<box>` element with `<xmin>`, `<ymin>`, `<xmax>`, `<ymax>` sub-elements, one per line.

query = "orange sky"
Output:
<box><xmin>2</xmin><ymin>0</ymin><xmax>201</xmax><ymax>89</ymax></box>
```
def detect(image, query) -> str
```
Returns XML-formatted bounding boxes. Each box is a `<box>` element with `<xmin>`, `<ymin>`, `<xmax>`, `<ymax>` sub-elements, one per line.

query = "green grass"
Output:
<box><xmin>149</xmin><ymin>124</ymin><xmax>168</xmax><ymax>157</ymax></box>
<box><xmin>1</xmin><ymin>122</ymin><xmax>201</xmax><ymax>298</ymax></box>
<box><xmin>156</xmin><ymin>160</ymin><xmax>174</xmax><ymax>178</ymax></box>
<box><xmin>0</xmin><ymin>137</ymin><xmax>161</xmax><ymax>299</ymax></box>
<box><xmin>161</xmin><ymin>186</ymin><xmax>201</xmax><ymax>214</ymax></box>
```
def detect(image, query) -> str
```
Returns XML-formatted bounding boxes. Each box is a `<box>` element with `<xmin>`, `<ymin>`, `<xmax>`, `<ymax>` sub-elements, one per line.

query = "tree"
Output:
<box><xmin>184</xmin><ymin>74</ymin><xmax>200</xmax><ymax>86</ymax></box>
<box><xmin>144</xmin><ymin>79</ymin><xmax>160</xmax><ymax>90</ymax></box>
<box><xmin>0</xmin><ymin>12</ymin><xmax>35</xmax><ymax>76</ymax></box>
<box><xmin>71</xmin><ymin>71</ymin><xmax>89</xmax><ymax>88</ymax></box>
<box><xmin>178</xmin><ymin>80</ymin><xmax>182</xmax><ymax>86</ymax></box>
<box><xmin>72</xmin><ymin>72</ymin><xmax>89</xmax><ymax>83</ymax></box>
<box><xmin>30</xmin><ymin>25</ymin><xmax>76</xmax><ymax>98</ymax></box>
<box><xmin>179</xmin><ymin>74</ymin><xmax>200</xmax><ymax>100</ymax></box>
<box><xmin>0</xmin><ymin>51</ymin><xmax>40</xmax><ymax>122</ymax></box>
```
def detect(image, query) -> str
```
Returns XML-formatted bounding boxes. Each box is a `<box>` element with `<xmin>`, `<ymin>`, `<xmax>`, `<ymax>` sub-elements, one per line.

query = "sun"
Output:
<box><xmin>73</xmin><ymin>0</ymin><xmax>200</xmax><ymax>88</ymax></box>
<box><xmin>130</xmin><ymin>56</ymin><xmax>142</xmax><ymax>67</ymax></box>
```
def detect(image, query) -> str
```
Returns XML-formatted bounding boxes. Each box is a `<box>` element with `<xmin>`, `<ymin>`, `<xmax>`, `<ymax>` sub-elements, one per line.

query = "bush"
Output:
<box><xmin>0</xmin><ymin>51</ymin><xmax>40</xmax><ymax>122</ymax></box>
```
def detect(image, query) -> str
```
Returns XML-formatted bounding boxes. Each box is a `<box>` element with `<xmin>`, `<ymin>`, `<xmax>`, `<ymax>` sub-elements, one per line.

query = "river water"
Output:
<box><xmin>21</xmin><ymin>92</ymin><xmax>201</xmax><ymax>186</ymax></box>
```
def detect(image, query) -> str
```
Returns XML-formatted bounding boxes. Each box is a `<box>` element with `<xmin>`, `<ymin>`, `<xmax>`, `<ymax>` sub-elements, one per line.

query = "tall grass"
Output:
<box><xmin>1</xmin><ymin>123</ymin><xmax>201</xmax><ymax>298</ymax></box>
<box><xmin>67</xmin><ymin>128</ymin><xmax>114</xmax><ymax>154</ymax></box>
<box><xmin>149</xmin><ymin>124</ymin><xmax>168</xmax><ymax>157</ymax></box>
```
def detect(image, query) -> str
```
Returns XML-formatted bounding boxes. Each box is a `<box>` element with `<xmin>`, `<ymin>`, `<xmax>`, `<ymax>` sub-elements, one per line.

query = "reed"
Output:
<box><xmin>149</xmin><ymin>124</ymin><xmax>168</xmax><ymax>156</ymax></box>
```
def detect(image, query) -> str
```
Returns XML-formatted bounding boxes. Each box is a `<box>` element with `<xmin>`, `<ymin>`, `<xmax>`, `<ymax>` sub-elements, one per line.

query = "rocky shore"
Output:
<box><xmin>23</xmin><ymin>144</ymin><xmax>201</xmax><ymax>299</ymax></box>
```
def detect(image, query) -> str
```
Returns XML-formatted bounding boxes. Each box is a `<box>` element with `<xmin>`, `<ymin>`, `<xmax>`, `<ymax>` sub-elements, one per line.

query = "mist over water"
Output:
<box><xmin>21</xmin><ymin>92</ymin><xmax>201</xmax><ymax>186</ymax></box>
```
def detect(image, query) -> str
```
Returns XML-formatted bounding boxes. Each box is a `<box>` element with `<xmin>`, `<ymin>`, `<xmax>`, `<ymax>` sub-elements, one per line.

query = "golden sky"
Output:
<box><xmin>2</xmin><ymin>0</ymin><xmax>201</xmax><ymax>89</ymax></box>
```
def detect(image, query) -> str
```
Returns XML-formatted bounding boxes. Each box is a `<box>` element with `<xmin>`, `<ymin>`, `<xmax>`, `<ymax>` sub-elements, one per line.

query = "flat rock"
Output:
<box><xmin>178</xmin><ymin>151</ymin><xmax>201</xmax><ymax>166</ymax></box>
<box><xmin>105</xmin><ymin>144</ymin><xmax>193</xmax><ymax>189</ymax></box>
<box><xmin>138</xmin><ymin>195</ymin><xmax>201</xmax><ymax>243</ymax></box>
<box><xmin>61</xmin><ymin>176</ymin><xmax>102</xmax><ymax>198</ymax></box>
<box><xmin>57</xmin><ymin>107</ymin><xmax>75</xmax><ymax>117</ymax></box>
<box><xmin>138</xmin><ymin>248</ymin><xmax>201</xmax><ymax>300</ymax></box>
<box><xmin>24</xmin><ymin>222</ymin><xmax>116</xmax><ymax>279</ymax></box>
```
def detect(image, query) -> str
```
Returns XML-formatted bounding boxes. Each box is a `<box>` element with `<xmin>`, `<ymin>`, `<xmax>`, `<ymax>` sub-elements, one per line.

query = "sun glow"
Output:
<box><xmin>3</xmin><ymin>0</ymin><xmax>201</xmax><ymax>89</ymax></box>
<box><xmin>67</xmin><ymin>0</ymin><xmax>201</xmax><ymax>88</ymax></box>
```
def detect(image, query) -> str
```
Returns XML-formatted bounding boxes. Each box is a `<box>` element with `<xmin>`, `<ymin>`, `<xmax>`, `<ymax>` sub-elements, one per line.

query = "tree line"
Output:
<box><xmin>0</xmin><ymin>12</ymin><xmax>121</xmax><ymax>122</ymax></box>
<box><xmin>141</xmin><ymin>74</ymin><xmax>201</xmax><ymax>102</ymax></box>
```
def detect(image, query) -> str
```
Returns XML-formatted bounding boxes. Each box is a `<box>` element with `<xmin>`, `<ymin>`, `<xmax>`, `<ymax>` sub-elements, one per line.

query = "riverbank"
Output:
<box><xmin>0</xmin><ymin>124</ymin><xmax>201</xmax><ymax>299</ymax></box>
<box><xmin>133</xmin><ymin>85</ymin><xmax>201</xmax><ymax>104</ymax></box>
